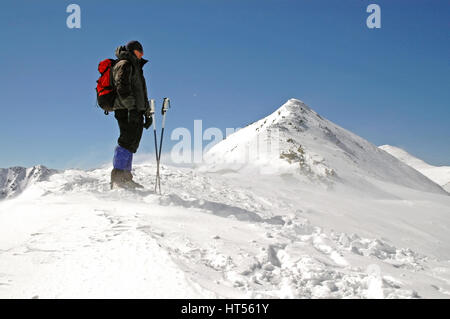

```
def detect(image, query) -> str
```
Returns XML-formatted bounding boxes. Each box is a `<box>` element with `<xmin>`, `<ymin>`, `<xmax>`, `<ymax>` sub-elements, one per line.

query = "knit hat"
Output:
<box><xmin>126</xmin><ymin>40</ymin><xmax>143</xmax><ymax>53</ymax></box>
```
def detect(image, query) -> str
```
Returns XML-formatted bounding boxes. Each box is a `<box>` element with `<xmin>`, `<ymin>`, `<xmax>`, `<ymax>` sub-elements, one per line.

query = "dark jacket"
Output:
<box><xmin>113</xmin><ymin>46</ymin><xmax>149</xmax><ymax>112</ymax></box>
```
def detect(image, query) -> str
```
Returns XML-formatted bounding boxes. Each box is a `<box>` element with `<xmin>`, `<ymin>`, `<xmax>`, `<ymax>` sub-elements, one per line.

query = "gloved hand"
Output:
<box><xmin>143</xmin><ymin>102</ymin><xmax>153</xmax><ymax>129</ymax></box>
<box><xmin>144</xmin><ymin>105</ymin><xmax>152</xmax><ymax>119</ymax></box>
<box><xmin>144</xmin><ymin>114</ymin><xmax>153</xmax><ymax>129</ymax></box>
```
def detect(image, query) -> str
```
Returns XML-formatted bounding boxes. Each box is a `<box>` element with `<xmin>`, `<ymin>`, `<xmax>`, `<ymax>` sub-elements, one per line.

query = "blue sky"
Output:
<box><xmin>0</xmin><ymin>0</ymin><xmax>448</xmax><ymax>169</ymax></box>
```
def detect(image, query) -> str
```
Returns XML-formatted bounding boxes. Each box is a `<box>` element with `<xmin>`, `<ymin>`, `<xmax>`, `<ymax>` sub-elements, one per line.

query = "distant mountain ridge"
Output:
<box><xmin>0</xmin><ymin>165</ymin><xmax>57</xmax><ymax>199</ymax></box>
<box><xmin>379</xmin><ymin>145</ymin><xmax>450</xmax><ymax>193</ymax></box>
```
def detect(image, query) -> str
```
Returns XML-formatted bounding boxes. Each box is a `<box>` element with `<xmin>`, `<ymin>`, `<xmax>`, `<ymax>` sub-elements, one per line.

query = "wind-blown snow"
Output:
<box><xmin>379</xmin><ymin>145</ymin><xmax>450</xmax><ymax>193</ymax></box>
<box><xmin>1</xmin><ymin>99</ymin><xmax>449</xmax><ymax>299</ymax></box>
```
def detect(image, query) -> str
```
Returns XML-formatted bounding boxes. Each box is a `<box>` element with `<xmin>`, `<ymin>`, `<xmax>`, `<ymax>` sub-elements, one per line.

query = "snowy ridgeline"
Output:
<box><xmin>379</xmin><ymin>145</ymin><xmax>450</xmax><ymax>193</ymax></box>
<box><xmin>0</xmin><ymin>99</ymin><xmax>450</xmax><ymax>299</ymax></box>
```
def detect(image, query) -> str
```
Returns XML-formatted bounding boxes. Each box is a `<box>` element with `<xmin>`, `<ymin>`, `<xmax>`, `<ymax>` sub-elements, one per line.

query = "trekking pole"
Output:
<box><xmin>155</xmin><ymin>97</ymin><xmax>171</xmax><ymax>194</ymax></box>
<box><xmin>148</xmin><ymin>99</ymin><xmax>160</xmax><ymax>194</ymax></box>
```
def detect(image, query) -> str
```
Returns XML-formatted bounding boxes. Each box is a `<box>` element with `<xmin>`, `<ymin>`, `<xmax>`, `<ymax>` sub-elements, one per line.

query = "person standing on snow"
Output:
<box><xmin>110</xmin><ymin>40</ymin><xmax>152</xmax><ymax>189</ymax></box>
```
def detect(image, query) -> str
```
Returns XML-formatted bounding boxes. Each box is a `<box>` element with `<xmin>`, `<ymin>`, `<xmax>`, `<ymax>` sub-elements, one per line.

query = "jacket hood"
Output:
<box><xmin>115</xmin><ymin>46</ymin><xmax>148</xmax><ymax>67</ymax></box>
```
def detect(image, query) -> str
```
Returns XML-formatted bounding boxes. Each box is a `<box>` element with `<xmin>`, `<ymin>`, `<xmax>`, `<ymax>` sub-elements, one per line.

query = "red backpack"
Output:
<box><xmin>96</xmin><ymin>59</ymin><xmax>117</xmax><ymax>114</ymax></box>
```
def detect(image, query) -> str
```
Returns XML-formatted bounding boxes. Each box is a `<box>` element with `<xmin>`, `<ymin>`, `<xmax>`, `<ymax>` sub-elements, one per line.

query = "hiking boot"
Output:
<box><xmin>122</xmin><ymin>170</ymin><xmax>144</xmax><ymax>189</ymax></box>
<box><xmin>111</xmin><ymin>168</ymin><xmax>144</xmax><ymax>190</ymax></box>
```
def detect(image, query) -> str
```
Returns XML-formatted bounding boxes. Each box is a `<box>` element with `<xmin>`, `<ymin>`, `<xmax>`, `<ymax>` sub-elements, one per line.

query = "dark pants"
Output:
<box><xmin>114</xmin><ymin>109</ymin><xmax>144</xmax><ymax>153</ymax></box>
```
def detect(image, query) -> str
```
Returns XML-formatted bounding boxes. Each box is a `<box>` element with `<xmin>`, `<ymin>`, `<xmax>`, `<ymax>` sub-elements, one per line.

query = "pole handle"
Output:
<box><xmin>149</xmin><ymin>99</ymin><xmax>156</xmax><ymax>114</ymax></box>
<box><xmin>162</xmin><ymin>97</ymin><xmax>171</xmax><ymax>115</ymax></box>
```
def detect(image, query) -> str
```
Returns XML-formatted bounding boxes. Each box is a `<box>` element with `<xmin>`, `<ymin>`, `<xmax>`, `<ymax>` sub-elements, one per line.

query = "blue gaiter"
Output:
<box><xmin>113</xmin><ymin>146</ymin><xmax>133</xmax><ymax>171</ymax></box>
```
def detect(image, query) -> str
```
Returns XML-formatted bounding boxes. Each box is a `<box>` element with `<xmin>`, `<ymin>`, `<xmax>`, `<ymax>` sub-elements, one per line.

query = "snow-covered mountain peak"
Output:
<box><xmin>279</xmin><ymin>98</ymin><xmax>314</xmax><ymax>115</ymax></box>
<box><xmin>261</xmin><ymin>98</ymin><xmax>321</xmax><ymax>130</ymax></box>
<box><xmin>204</xmin><ymin>99</ymin><xmax>446</xmax><ymax>195</ymax></box>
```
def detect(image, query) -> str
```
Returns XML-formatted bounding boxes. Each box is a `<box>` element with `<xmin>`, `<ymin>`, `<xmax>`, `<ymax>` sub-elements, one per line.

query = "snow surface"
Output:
<box><xmin>379</xmin><ymin>145</ymin><xmax>450</xmax><ymax>193</ymax></box>
<box><xmin>1</xmin><ymin>99</ymin><xmax>450</xmax><ymax>299</ymax></box>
